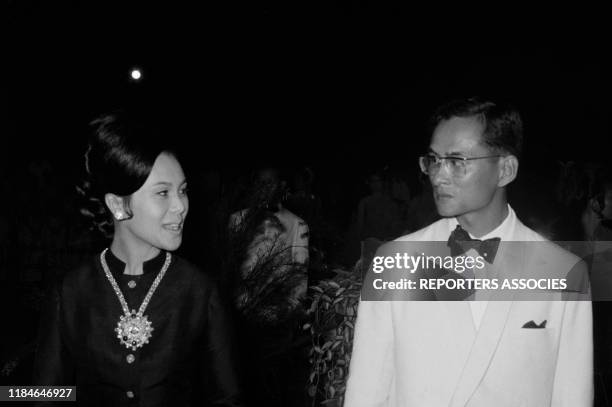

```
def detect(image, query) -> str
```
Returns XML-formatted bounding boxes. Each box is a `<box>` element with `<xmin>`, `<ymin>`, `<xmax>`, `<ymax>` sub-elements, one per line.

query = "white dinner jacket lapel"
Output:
<box><xmin>448</xmin><ymin>213</ymin><xmax>533</xmax><ymax>407</ymax></box>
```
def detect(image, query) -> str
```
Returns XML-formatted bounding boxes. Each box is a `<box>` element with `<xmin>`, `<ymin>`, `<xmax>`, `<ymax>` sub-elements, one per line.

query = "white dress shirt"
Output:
<box><xmin>447</xmin><ymin>205</ymin><xmax>515</xmax><ymax>329</ymax></box>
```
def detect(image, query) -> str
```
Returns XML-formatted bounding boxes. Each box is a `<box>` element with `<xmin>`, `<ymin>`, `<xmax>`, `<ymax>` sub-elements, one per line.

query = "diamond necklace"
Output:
<box><xmin>100</xmin><ymin>248</ymin><xmax>172</xmax><ymax>351</ymax></box>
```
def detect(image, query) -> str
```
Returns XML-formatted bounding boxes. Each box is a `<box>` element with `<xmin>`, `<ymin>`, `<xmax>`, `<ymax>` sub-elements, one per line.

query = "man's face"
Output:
<box><xmin>428</xmin><ymin>116</ymin><xmax>502</xmax><ymax>218</ymax></box>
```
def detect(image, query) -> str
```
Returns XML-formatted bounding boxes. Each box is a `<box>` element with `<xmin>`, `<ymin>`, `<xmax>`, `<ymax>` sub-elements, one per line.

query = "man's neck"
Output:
<box><xmin>110</xmin><ymin>233</ymin><xmax>160</xmax><ymax>275</ymax></box>
<box><xmin>457</xmin><ymin>202</ymin><xmax>509</xmax><ymax>238</ymax></box>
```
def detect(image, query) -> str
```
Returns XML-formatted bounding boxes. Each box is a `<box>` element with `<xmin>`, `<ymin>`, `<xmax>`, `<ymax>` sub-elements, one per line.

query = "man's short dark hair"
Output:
<box><xmin>431</xmin><ymin>97</ymin><xmax>523</xmax><ymax>158</ymax></box>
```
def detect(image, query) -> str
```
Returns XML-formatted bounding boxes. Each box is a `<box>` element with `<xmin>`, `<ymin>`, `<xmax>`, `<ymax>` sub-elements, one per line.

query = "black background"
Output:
<box><xmin>4</xmin><ymin>1</ymin><xmax>612</xmax><ymax>402</ymax></box>
<box><xmin>6</xmin><ymin>2</ymin><xmax>612</xmax><ymax>170</ymax></box>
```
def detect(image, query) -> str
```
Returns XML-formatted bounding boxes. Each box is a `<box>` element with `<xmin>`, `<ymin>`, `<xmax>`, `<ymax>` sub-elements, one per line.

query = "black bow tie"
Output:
<box><xmin>447</xmin><ymin>225</ymin><xmax>501</xmax><ymax>263</ymax></box>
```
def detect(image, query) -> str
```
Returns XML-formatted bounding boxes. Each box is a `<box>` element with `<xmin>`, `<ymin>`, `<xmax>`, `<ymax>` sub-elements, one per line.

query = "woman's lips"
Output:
<box><xmin>163</xmin><ymin>223</ymin><xmax>183</xmax><ymax>232</ymax></box>
<box><xmin>435</xmin><ymin>192</ymin><xmax>453</xmax><ymax>199</ymax></box>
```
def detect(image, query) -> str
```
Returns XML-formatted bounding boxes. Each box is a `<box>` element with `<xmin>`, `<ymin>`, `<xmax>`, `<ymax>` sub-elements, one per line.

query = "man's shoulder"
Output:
<box><xmin>514</xmin><ymin>219</ymin><xmax>587</xmax><ymax>286</ymax></box>
<box><xmin>512</xmin><ymin>217</ymin><xmax>547</xmax><ymax>242</ymax></box>
<box><xmin>528</xmin><ymin>237</ymin><xmax>584</xmax><ymax>269</ymax></box>
<box><xmin>513</xmin><ymin>217</ymin><xmax>581</xmax><ymax>261</ymax></box>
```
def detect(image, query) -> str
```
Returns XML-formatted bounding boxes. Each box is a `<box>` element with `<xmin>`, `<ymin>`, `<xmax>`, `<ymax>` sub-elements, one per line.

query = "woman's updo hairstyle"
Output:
<box><xmin>78</xmin><ymin>110</ymin><xmax>173</xmax><ymax>237</ymax></box>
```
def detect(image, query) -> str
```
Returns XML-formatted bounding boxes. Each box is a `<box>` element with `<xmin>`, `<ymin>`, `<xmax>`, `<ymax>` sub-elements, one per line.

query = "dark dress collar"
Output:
<box><xmin>104</xmin><ymin>248</ymin><xmax>168</xmax><ymax>277</ymax></box>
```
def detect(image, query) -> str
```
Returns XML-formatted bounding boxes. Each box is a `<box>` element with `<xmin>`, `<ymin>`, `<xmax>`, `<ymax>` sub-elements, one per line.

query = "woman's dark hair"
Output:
<box><xmin>77</xmin><ymin>110</ymin><xmax>175</xmax><ymax>237</ymax></box>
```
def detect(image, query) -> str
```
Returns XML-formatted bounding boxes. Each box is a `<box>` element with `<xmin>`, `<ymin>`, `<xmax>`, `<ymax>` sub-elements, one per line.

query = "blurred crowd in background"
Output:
<box><xmin>1</xmin><ymin>157</ymin><xmax>611</xmax><ymax>404</ymax></box>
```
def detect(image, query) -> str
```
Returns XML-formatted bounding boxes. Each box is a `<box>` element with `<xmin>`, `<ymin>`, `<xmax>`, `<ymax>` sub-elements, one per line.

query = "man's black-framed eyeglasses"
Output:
<box><xmin>419</xmin><ymin>154</ymin><xmax>503</xmax><ymax>177</ymax></box>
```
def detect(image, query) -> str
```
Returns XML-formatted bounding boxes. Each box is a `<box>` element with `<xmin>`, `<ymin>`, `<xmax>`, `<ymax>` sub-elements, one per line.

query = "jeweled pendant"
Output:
<box><xmin>115</xmin><ymin>312</ymin><xmax>154</xmax><ymax>351</ymax></box>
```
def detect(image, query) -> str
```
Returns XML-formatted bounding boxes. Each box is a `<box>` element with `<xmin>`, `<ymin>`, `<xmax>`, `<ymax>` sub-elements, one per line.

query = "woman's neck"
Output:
<box><xmin>110</xmin><ymin>235</ymin><xmax>160</xmax><ymax>275</ymax></box>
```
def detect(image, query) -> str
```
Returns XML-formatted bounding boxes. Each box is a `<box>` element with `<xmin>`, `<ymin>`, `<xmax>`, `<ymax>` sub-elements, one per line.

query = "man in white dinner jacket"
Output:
<box><xmin>344</xmin><ymin>98</ymin><xmax>593</xmax><ymax>407</ymax></box>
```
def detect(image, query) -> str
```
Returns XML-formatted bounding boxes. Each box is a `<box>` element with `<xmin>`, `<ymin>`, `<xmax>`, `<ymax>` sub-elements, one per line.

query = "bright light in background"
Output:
<box><xmin>130</xmin><ymin>68</ymin><xmax>142</xmax><ymax>80</ymax></box>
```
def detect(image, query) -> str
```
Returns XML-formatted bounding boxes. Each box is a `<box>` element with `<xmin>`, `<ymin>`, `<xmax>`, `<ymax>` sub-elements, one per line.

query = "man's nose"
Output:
<box><xmin>430</xmin><ymin>161</ymin><xmax>452</xmax><ymax>186</ymax></box>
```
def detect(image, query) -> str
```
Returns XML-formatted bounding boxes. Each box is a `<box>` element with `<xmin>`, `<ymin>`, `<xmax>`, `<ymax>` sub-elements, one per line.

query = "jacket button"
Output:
<box><xmin>128</xmin><ymin>280</ymin><xmax>137</xmax><ymax>289</ymax></box>
<box><xmin>126</xmin><ymin>354</ymin><xmax>135</xmax><ymax>364</ymax></box>
<box><xmin>126</xmin><ymin>390</ymin><xmax>134</xmax><ymax>398</ymax></box>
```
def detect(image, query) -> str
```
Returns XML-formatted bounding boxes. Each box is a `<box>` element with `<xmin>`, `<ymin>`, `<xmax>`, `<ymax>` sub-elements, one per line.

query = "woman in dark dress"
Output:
<box><xmin>33</xmin><ymin>111</ymin><xmax>243</xmax><ymax>406</ymax></box>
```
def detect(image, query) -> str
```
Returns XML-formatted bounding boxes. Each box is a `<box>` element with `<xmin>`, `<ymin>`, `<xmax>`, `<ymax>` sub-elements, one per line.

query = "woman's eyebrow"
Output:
<box><xmin>151</xmin><ymin>178</ymin><xmax>187</xmax><ymax>188</ymax></box>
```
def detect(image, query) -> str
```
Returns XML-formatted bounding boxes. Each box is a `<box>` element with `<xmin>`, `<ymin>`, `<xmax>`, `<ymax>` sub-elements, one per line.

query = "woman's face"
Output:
<box><xmin>123</xmin><ymin>153</ymin><xmax>189</xmax><ymax>252</ymax></box>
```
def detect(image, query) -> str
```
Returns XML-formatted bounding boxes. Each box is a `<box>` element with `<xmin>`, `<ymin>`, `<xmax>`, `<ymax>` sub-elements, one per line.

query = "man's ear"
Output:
<box><xmin>105</xmin><ymin>193</ymin><xmax>129</xmax><ymax>221</ymax></box>
<box><xmin>498</xmin><ymin>155</ymin><xmax>519</xmax><ymax>188</ymax></box>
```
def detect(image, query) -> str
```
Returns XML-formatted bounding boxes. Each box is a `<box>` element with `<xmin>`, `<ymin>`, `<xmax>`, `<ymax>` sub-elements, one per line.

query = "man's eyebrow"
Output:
<box><xmin>446</xmin><ymin>150</ymin><xmax>469</xmax><ymax>156</ymax></box>
<box><xmin>427</xmin><ymin>147</ymin><xmax>467</xmax><ymax>157</ymax></box>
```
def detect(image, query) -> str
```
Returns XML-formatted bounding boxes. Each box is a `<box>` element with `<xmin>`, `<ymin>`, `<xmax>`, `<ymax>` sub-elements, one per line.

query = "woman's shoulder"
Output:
<box><xmin>170</xmin><ymin>254</ymin><xmax>218</xmax><ymax>290</ymax></box>
<box><xmin>47</xmin><ymin>255</ymin><xmax>102</xmax><ymax>296</ymax></box>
